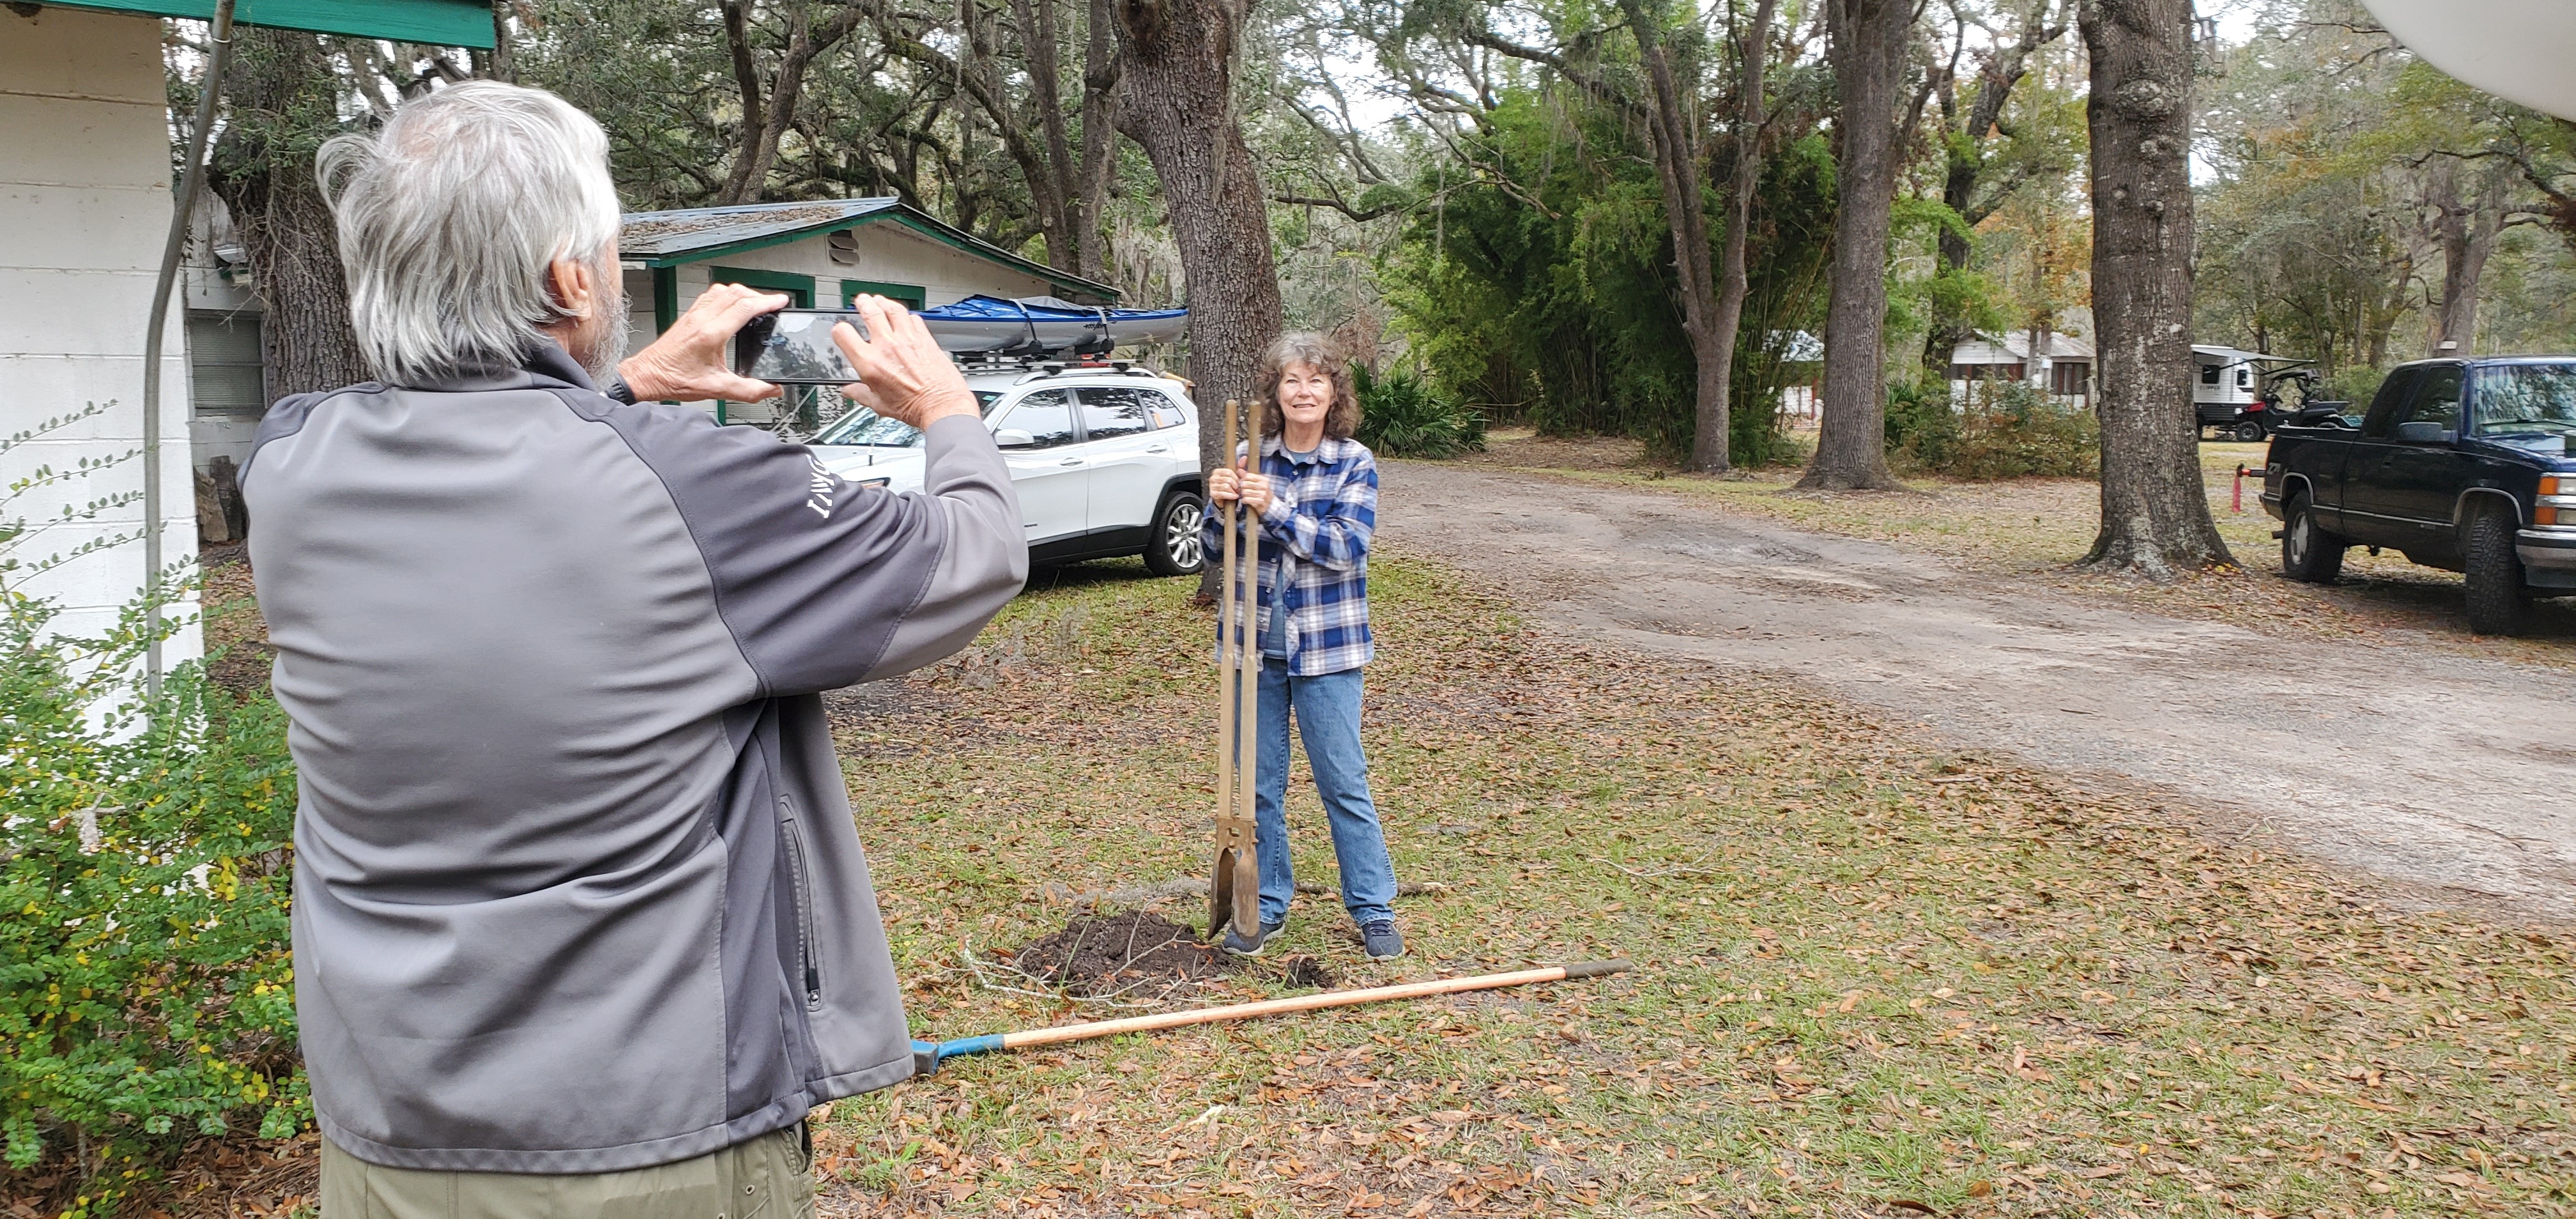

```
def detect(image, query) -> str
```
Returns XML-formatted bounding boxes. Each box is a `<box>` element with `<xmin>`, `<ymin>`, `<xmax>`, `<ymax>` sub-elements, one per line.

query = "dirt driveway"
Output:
<box><xmin>1380</xmin><ymin>461</ymin><xmax>2576</xmax><ymax>922</ymax></box>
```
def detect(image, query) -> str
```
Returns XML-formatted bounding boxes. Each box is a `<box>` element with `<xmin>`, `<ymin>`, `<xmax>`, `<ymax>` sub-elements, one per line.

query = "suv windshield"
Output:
<box><xmin>2471</xmin><ymin>364</ymin><xmax>2576</xmax><ymax>438</ymax></box>
<box><xmin>813</xmin><ymin>390</ymin><xmax>1003</xmax><ymax>447</ymax></box>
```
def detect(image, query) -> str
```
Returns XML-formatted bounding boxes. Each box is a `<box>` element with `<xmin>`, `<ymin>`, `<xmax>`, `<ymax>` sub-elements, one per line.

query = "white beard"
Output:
<box><xmin>568</xmin><ymin>268</ymin><xmax>631</xmax><ymax>383</ymax></box>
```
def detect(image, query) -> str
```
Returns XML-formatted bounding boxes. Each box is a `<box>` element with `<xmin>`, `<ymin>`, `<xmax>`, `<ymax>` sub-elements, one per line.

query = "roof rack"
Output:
<box><xmin>953</xmin><ymin>353</ymin><xmax>1169</xmax><ymax>380</ymax></box>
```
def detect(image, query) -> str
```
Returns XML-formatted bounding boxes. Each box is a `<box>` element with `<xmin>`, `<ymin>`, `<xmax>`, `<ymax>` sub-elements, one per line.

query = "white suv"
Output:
<box><xmin>808</xmin><ymin>364</ymin><xmax>1207</xmax><ymax>576</ymax></box>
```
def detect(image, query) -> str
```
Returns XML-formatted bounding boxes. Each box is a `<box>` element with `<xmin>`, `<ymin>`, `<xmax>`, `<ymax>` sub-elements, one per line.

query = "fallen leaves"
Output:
<box><xmin>803</xmin><ymin>553</ymin><xmax>2573</xmax><ymax>1218</ymax></box>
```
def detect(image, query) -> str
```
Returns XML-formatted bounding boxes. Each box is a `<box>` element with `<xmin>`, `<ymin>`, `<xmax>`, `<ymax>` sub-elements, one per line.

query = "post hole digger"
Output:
<box><xmin>1208</xmin><ymin>396</ymin><xmax>1263</xmax><ymax>946</ymax></box>
<box><xmin>903</xmin><ymin>400</ymin><xmax>1634</xmax><ymax>1075</ymax></box>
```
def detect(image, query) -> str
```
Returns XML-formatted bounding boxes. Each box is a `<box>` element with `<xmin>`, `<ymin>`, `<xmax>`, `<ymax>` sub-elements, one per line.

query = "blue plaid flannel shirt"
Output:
<box><xmin>1204</xmin><ymin>434</ymin><xmax>1377</xmax><ymax>675</ymax></box>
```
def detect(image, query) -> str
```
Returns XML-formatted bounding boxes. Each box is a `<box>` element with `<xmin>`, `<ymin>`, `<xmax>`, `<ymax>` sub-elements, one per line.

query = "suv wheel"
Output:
<box><xmin>2281</xmin><ymin>490</ymin><xmax>2346</xmax><ymax>585</ymax></box>
<box><xmin>2464</xmin><ymin>501</ymin><xmax>2531</xmax><ymax>636</ymax></box>
<box><xmin>1144</xmin><ymin>490</ymin><xmax>1207</xmax><ymax>577</ymax></box>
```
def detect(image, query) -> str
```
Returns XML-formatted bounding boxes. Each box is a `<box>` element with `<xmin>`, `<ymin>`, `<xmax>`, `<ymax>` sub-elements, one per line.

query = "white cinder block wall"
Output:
<box><xmin>1</xmin><ymin>6</ymin><xmax>203</xmax><ymax>668</ymax></box>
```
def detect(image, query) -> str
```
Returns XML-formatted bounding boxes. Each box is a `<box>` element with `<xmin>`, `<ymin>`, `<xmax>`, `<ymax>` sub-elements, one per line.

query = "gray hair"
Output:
<box><xmin>318</xmin><ymin>82</ymin><xmax>622</xmax><ymax>385</ymax></box>
<box><xmin>1255</xmin><ymin>331</ymin><xmax>1361</xmax><ymax>440</ymax></box>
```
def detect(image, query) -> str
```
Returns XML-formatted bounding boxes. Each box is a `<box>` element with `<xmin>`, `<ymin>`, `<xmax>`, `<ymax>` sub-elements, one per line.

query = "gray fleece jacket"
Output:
<box><xmin>241</xmin><ymin>345</ymin><xmax>1023</xmax><ymax>1174</ymax></box>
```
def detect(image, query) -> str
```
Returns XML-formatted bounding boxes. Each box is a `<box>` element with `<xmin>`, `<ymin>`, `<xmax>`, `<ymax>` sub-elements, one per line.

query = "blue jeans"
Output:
<box><xmin>1249</xmin><ymin>659</ymin><xmax>1397</xmax><ymax>926</ymax></box>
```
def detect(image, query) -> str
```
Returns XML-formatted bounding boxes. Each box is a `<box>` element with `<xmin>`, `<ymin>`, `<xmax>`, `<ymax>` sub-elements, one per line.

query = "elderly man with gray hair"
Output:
<box><xmin>239</xmin><ymin>82</ymin><xmax>1023</xmax><ymax>1216</ymax></box>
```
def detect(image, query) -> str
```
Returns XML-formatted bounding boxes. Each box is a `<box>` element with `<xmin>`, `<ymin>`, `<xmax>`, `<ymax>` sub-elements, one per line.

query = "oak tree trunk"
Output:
<box><xmin>2078</xmin><ymin>0</ymin><xmax>2232</xmax><ymax>575</ymax></box>
<box><xmin>1075</xmin><ymin>0</ymin><xmax>1121</xmax><ymax>281</ymax></box>
<box><xmin>1114</xmin><ymin>0</ymin><xmax>1285</xmax><ymax>598</ymax></box>
<box><xmin>885</xmin><ymin>0</ymin><xmax>1120</xmax><ymax>280</ymax></box>
<box><xmin>1703</xmin><ymin>0</ymin><xmax>1779</xmax><ymax>473</ymax></box>
<box><xmin>209</xmin><ymin>27</ymin><xmax>368</xmax><ymax>397</ymax></box>
<box><xmin>1800</xmin><ymin>0</ymin><xmax>1910</xmax><ymax>491</ymax></box>
<box><xmin>719</xmin><ymin>3</ymin><xmax>865</xmax><ymax>205</ymax></box>
<box><xmin>2427</xmin><ymin>158</ymin><xmax>2506</xmax><ymax>357</ymax></box>
<box><xmin>1614</xmin><ymin>0</ymin><xmax>1725</xmax><ymax>472</ymax></box>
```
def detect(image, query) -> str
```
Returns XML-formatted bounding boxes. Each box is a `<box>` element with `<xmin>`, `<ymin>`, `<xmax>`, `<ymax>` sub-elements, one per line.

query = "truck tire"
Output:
<box><xmin>2464</xmin><ymin>502</ymin><xmax>2531</xmax><ymax>636</ymax></box>
<box><xmin>2281</xmin><ymin>491</ymin><xmax>2346</xmax><ymax>585</ymax></box>
<box><xmin>1142</xmin><ymin>489</ymin><xmax>1207</xmax><ymax>578</ymax></box>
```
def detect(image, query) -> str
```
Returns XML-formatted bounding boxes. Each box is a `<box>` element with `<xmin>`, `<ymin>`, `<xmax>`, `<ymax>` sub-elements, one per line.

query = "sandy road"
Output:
<box><xmin>1379</xmin><ymin>461</ymin><xmax>2576</xmax><ymax>922</ymax></box>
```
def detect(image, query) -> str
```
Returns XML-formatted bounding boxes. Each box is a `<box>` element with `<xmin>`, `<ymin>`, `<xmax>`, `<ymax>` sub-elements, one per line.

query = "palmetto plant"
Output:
<box><xmin>1351</xmin><ymin>364</ymin><xmax>1486</xmax><ymax>460</ymax></box>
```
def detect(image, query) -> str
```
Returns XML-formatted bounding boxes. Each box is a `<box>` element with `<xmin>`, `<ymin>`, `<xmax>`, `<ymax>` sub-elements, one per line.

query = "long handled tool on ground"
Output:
<box><xmin>909</xmin><ymin>959</ymin><xmax>1631</xmax><ymax>1075</ymax></box>
<box><xmin>1207</xmin><ymin>399</ymin><xmax>1261</xmax><ymax>942</ymax></box>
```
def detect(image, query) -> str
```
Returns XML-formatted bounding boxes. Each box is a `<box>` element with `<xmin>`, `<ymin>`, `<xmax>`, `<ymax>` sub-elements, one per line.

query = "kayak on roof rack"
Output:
<box><xmin>915</xmin><ymin>295</ymin><xmax>1188</xmax><ymax>358</ymax></box>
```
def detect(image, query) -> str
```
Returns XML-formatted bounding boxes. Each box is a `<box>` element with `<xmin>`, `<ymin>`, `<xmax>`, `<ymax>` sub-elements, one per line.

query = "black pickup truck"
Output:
<box><xmin>2261</xmin><ymin>357</ymin><xmax>2576</xmax><ymax>634</ymax></box>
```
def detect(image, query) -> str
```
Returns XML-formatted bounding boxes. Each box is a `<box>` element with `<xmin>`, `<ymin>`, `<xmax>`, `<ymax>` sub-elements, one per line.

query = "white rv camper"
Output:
<box><xmin>2192</xmin><ymin>345</ymin><xmax>2269</xmax><ymax>439</ymax></box>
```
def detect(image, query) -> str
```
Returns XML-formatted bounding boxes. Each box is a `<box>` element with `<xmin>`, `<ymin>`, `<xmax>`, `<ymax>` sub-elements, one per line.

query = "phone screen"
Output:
<box><xmin>733</xmin><ymin>309</ymin><xmax>866</xmax><ymax>385</ymax></box>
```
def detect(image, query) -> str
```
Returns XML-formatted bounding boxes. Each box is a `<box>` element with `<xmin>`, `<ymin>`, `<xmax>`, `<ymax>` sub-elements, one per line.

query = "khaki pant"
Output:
<box><xmin>321</xmin><ymin>1125</ymin><xmax>816</xmax><ymax>1219</ymax></box>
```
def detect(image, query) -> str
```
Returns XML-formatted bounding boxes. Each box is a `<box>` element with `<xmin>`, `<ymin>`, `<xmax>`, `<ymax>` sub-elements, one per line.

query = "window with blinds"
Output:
<box><xmin>187</xmin><ymin>313</ymin><xmax>266</xmax><ymax>418</ymax></box>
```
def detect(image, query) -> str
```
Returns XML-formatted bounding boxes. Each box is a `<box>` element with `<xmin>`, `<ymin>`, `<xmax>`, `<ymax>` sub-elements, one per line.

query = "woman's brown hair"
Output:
<box><xmin>1255</xmin><ymin>332</ymin><xmax>1362</xmax><ymax>441</ymax></box>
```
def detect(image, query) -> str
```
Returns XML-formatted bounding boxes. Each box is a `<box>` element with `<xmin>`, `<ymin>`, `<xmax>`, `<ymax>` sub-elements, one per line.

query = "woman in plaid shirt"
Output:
<box><xmin>1205</xmin><ymin>333</ymin><xmax>1406</xmax><ymax>961</ymax></box>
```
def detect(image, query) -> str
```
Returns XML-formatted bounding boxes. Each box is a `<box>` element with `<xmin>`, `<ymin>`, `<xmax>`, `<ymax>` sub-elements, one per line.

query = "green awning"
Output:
<box><xmin>43</xmin><ymin>0</ymin><xmax>495</xmax><ymax>47</ymax></box>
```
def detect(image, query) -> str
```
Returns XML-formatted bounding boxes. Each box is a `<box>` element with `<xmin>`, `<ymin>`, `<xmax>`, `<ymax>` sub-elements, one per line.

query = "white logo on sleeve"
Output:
<box><xmin>805</xmin><ymin>454</ymin><xmax>838</xmax><ymax>519</ymax></box>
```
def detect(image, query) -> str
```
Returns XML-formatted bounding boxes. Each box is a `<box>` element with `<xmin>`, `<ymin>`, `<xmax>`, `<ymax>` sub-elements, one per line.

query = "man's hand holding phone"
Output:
<box><xmin>831</xmin><ymin>295</ymin><xmax>979</xmax><ymax>430</ymax></box>
<box><xmin>617</xmin><ymin>282</ymin><xmax>789</xmax><ymax>403</ymax></box>
<box><xmin>613</xmin><ymin>288</ymin><xmax>970</xmax><ymax>432</ymax></box>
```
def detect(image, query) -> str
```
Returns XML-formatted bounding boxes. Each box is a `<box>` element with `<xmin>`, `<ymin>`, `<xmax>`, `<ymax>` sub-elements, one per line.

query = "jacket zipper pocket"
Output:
<box><xmin>779</xmin><ymin>804</ymin><xmax>822</xmax><ymax>1009</ymax></box>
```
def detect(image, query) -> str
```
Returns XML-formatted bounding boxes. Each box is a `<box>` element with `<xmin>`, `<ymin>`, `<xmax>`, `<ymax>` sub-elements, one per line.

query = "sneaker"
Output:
<box><xmin>1222</xmin><ymin>919</ymin><xmax>1287</xmax><ymax>957</ymax></box>
<box><xmin>1360</xmin><ymin>920</ymin><xmax>1406</xmax><ymax>961</ymax></box>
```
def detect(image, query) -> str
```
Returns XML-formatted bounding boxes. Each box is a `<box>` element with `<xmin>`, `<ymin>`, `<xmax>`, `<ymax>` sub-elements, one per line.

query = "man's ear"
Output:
<box><xmin>546</xmin><ymin>257</ymin><xmax>597</xmax><ymax>320</ymax></box>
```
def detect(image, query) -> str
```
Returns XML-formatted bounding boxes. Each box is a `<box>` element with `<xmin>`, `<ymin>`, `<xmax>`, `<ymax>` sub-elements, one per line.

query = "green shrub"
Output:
<box><xmin>3</xmin><ymin>410</ymin><xmax>303</xmax><ymax>1215</ymax></box>
<box><xmin>1351</xmin><ymin>364</ymin><xmax>1487</xmax><ymax>459</ymax></box>
<box><xmin>2321</xmin><ymin>364</ymin><xmax>2389</xmax><ymax>408</ymax></box>
<box><xmin>1950</xmin><ymin>381</ymin><xmax>2101</xmax><ymax>480</ymax></box>
<box><xmin>1890</xmin><ymin>380</ymin><xmax>2099</xmax><ymax>480</ymax></box>
<box><xmin>1883</xmin><ymin>379</ymin><xmax>1963</xmax><ymax>469</ymax></box>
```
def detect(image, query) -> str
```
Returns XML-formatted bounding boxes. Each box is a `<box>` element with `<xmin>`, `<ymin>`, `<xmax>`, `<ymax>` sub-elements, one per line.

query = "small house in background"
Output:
<box><xmin>1945</xmin><ymin>331</ymin><xmax>2096</xmax><ymax>406</ymax></box>
<box><xmin>1</xmin><ymin>0</ymin><xmax>493</xmax><ymax>668</ymax></box>
<box><xmin>615</xmin><ymin>199</ymin><xmax>1123</xmax><ymax>426</ymax></box>
<box><xmin>1768</xmin><ymin>330</ymin><xmax>1827</xmax><ymax>427</ymax></box>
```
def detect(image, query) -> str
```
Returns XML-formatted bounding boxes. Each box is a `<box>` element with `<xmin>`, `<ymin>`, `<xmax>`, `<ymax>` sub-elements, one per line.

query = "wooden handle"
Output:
<box><xmin>996</xmin><ymin>962</ymin><xmax>1630</xmax><ymax>1051</ymax></box>
<box><xmin>1211</xmin><ymin>399</ymin><xmax>1245</xmax><ymax>937</ymax></box>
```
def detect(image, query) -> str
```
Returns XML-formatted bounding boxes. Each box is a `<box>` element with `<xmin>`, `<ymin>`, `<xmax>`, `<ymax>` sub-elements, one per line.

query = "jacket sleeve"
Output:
<box><xmin>1256</xmin><ymin>450</ymin><xmax>1376</xmax><ymax>572</ymax></box>
<box><xmin>591</xmin><ymin>401</ymin><xmax>1025</xmax><ymax>696</ymax></box>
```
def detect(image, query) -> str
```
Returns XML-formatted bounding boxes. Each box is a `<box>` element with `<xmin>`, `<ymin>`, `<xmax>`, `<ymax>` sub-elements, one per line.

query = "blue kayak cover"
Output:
<box><xmin>916</xmin><ymin>295</ymin><xmax>1186</xmax><ymax>324</ymax></box>
<box><xmin>914</xmin><ymin>295</ymin><xmax>1188</xmax><ymax>354</ymax></box>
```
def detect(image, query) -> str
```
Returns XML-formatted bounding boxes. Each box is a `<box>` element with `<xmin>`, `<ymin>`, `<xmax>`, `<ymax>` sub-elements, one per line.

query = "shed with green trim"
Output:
<box><xmin>618</xmin><ymin>199</ymin><xmax>1117</xmax><ymax>424</ymax></box>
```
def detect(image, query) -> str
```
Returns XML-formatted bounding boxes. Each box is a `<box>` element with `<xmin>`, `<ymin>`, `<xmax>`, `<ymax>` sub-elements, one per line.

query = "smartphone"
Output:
<box><xmin>732</xmin><ymin>309</ymin><xmax>866</xmax><ymax>385</ymax></box>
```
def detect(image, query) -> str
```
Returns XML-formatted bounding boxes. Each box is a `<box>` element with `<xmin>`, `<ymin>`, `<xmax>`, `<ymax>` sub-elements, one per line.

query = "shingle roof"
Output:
<box><xmin>1950</xmin><ymin>331</ymin><xmax>2096</xmax><ymax>364</ymax></box>
<box><xmin>618</xmin><ymin>199</ymin><xmax>1118</xmax><ymax>303</ymax></box>
<box><xmin>618</xmin><ymin>199</ymin><xmax>905</xmax><ymax>259</ymax></box>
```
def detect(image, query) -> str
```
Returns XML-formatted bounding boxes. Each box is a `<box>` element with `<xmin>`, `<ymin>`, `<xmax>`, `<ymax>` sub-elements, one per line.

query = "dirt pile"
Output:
<box><xmin>1008</xmin><ymin>910</ymin><xmax>1238</xmax><ymax>998</ymax></box>
<box><xmin>1274</xmin><ymin>954</ymin><xmax>1335</xmax><ymax>989</ymax></box>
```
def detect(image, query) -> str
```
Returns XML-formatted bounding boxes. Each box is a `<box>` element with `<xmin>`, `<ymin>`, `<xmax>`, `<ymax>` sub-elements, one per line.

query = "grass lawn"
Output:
<box><xmin>1451</xmin><ymin>431</ymin><xmax>2576</xmax><ymax>664</ymax></box>
<box><xmin>814</xmin><ymin>553</ymin><xmax>2575</xmax><ymax>1218</ymax></box>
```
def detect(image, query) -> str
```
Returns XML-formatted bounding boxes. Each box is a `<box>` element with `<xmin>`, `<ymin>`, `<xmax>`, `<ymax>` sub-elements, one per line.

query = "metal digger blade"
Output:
<box><xmin>1207</xmin><ymin>820</ymin><xmax>1257</xmax><ymax>939</ymax></box>
<box><xmin>1229</xmin><ymin>834</ymin><xmax>1259</xmax><ymax>935</ymax></box>
<box><xmin>1206</xmin><ymin>841</ymin><xmax>1238</xmax><ymax>939</ymax></box>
